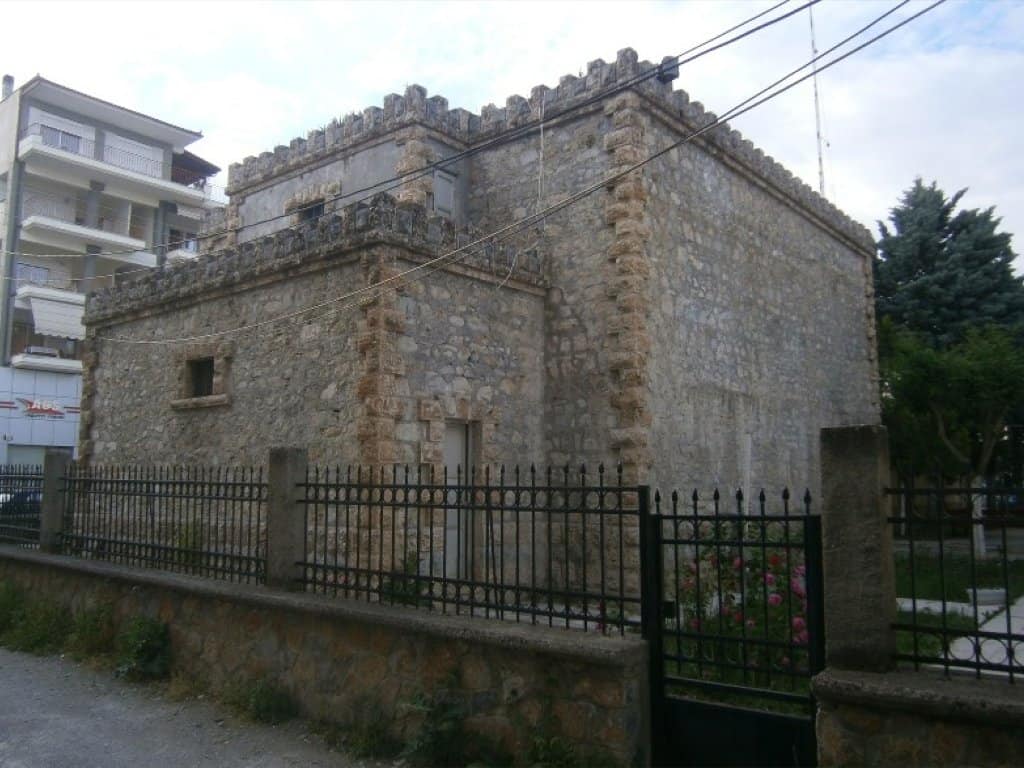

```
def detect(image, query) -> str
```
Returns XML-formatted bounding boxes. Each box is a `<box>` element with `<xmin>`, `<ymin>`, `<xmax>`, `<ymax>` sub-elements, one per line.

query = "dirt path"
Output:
<box><xmin>0</xmin><ymin>648</ymin><xmax>380</xmax><ymax>768</ymax></box>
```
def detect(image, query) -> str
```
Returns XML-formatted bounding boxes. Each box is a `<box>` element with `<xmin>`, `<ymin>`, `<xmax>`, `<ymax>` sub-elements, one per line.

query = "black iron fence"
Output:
<box><xmin>647</xmin><ymin>487</ymin><xmax>824</xmax><ymax>712</ymax></box>
<box><xmin>61</xmin><ymin>465</ymin><xmax>267</xmax><ymax>584</ymax></box>
<box><xmin>0</xmin><ymin>465</ymin><xmax>44</xmax><ymax>548</ymax></box>
<box><xmin>298</xmin><ymin>463</ymin><xmax>642</xmax><ymax>634</ymax></box>
<box><xmin>888</xmin><ymin>485</ymin><xmax>1023</xmax><ymax>681</ymax></box>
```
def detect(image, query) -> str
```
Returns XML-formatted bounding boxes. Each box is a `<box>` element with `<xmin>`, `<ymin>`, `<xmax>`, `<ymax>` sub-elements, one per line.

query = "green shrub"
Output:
<box><xmin>3</xmin><ymin>600</ymin><xmax>71</xmax><ymax>654</ymax></box>
<box><xmin>0</xmin><ymin>581</ymin><xmax>25</xmax><ymax>634</ymax></box>
<box><xmin>67</xmin><ymin>603</ymin><xmax>116</xmax><ymax>659</ymax></box>
<box><xmin>381</xmin><ymin>553</ymin><xmax>431</xmax><ymax>607</ymax></box>
<box><xmin>343</xmin><ymin>701</ymin><xmax>401</xmax><ymax>759</ymax></box>
<box><xmin>403</xmin><ymin>690</ymin><xmax>511</xmax><ymax>767</ymax></box>
<box><xmin>174</xmin><ymin>523</ymin><xmax>205</xmax><ymax>569</ymax></box>
<box><xmin>116</xmin><ymin>617</ymin><xmax>170</xmax><ymax>680</ymax></box>
<box><xmin>226</xmin><ymin>677</ymin><xmax>298</xmax><ymax>724</ymax></box>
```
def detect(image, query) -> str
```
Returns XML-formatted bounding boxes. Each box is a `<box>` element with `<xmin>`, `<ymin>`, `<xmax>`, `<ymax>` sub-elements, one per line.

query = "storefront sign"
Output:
<box><xmin>17</xmin><ymin>398</ymin><xmax>66</xmax><ymax>419</ymax></box>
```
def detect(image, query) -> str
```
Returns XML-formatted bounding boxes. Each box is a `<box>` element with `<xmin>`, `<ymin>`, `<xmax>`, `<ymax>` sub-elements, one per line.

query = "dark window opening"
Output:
<box><xmin>299</xmin><ymin>200</ymin><xmax>325</xmax><ymax>222</ymax></box>
<box><xmin>188</xmin><ymin>357</ymin><xmax>215</xmax><ymax>398</ymax></box>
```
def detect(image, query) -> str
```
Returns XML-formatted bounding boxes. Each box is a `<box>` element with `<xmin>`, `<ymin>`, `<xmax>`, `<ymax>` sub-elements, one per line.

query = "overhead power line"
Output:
<box><xmin>96</xmin><ymin>0</ymin><xmax>943</xmax><ymax>347</ymax></box>
<box><xmin>4</xmin><ymin>0</ymin><xmax>814</xmax><ymax>263</ymax></box>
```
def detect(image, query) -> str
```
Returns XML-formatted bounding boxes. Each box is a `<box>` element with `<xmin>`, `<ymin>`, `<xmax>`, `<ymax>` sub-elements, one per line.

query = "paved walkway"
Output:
<box><xmin>0</xmin><ymin>649</ymin><xmax>385</xmax><ymax>768</ymax></box>
<box><xmin>948</xmin><ymin>594</ymin><xmax>1024</xmax><ymax>670</ymax></box>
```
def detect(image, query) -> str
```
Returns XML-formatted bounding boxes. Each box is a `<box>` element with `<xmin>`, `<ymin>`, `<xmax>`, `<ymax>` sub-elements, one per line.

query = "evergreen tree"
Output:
<box><xmin>875</xmin><ymin>180</ymin><xmax>1024</xmax><ymax>480</ymax></box>
<box><xmin>875</xmin><ymin>179</ymin><xmax>1024</xmax><ymax>347</ymax></box>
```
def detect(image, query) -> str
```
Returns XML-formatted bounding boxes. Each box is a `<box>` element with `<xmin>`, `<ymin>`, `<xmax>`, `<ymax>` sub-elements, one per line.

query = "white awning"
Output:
<box><xmin>16</xmin><ymin>286</ymin><xmax>86</xmax><ymax>340</ymax></box>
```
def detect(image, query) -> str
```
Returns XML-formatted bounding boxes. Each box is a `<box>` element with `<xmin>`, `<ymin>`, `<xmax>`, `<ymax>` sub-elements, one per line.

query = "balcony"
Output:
<box><xmin>11</xmin><ymin>284</ymin><xmax>85</xmax><ymax>374</ymax></box>
<box><xmin>18</xmin><ymin>189</ymin><xmax>155</xmax><ymax>267</ymax></box>
<box><xmin>18</xmin><ymin>123</ymin><xmax>210</xmax><ymax>208</ymax></box>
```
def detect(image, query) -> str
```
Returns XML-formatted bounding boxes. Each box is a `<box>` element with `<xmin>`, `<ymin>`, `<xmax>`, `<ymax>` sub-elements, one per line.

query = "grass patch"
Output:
<box><xmin>894</xmin><ymin>553</ymin><xmax>1024</xmax><ymax>603</ymax></box>
<box><xmin>66</xmin><ymin>604</ymin><xmax>116</xmax><ymax>659</ymax></box>
<box><xmin>894</xmin><ymin>609</ymin><xmax>978</xmax><ymax>659</ymax></box>
<box><xmin>311</xmin><ymin>704</ymin><xmax>401</xmax><ymax>760</ymax></box>
<box><xmin>2</xmin><ymin>599</ymin><xmax>70</xmax><ymax>654</ymax></box>
<box><xmin>226</xmin><ymin>678</ymin><xmax>298</xmax><ymax>724</ymax></box>
<box><xmin>0</xmin><ymin>581</ymin><xmax>25</xmax><ymax>634</ymax></box>
<box><xmin>528</xmin><ymin>735</ymin><xmax>579</xmax><ymax>767</ymax></box>
<box><xmin>116</xmin><ymin>617</ymin><xmax>171</xmax><ymax>681</ymax></box>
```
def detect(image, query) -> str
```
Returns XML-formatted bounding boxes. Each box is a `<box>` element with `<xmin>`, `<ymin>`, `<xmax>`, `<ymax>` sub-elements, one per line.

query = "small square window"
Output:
<box><xmin>172</xmin><ymin>345</ymin><xmax>232</xmax><ymax>410</ymax></box>
<box><xmin>188</xmin><ymin>358</ymin><xmax>215</xmax><ymax>397</ymax></box>
<box><xmin>299</xmin><ymin>200</ymin><xmax>325</xmax><ymax>222</ymax></box>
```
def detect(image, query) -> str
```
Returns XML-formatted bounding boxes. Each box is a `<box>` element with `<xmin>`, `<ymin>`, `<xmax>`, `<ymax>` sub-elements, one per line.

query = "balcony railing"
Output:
<box><xmin>21</xmin><ymin>123</ymin><xmax>96</xmax><ymax>160</ymax></box>
<box><xmin>21</xmin><ymin>188</ymin><xmax>130</xmax><ymax>236</ymax></box>
<box><xmin>20</xmin><ymin>123</ymin><xmax>216</xmax><ymax>191</ymax></box>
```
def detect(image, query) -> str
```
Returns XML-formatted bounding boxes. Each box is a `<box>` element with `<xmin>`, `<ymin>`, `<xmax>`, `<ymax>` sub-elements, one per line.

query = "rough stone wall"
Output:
<box><xmin>86</xmin><ymin>256</ymin><xmax>365</xmax><ymax>466</ymax></box>
<box><xmin>399</xmin><ymin>263</ymin><xmax>546</xmax><ymax>471</ymax></box>
<box><xmin>0</xmin><ymin>549</ymin><xmax>648</xmax><ymax>767</ymax></box>
<box><xmin>82</xmin><ymin>195</ymin><xmax>546</xmax><ymax>469</ymax></box>
<box><xmin>813</xmin><ymin>669</ymin><xmax>1024</xmax><ymax>767</ymax></box>
<box><xmin>465</xmin><ymin>100</ymin><xmax>619</xmax><ymax>472</ymax></box>
<box><xmin>234</xmin><ymin>139</ymin><xmax>404</xmax><ymax>243</ymax></box>
<box><xmin>640</xmin><ymin>104</ymin><xmax>878</xmax><ymax>497</ymax></box>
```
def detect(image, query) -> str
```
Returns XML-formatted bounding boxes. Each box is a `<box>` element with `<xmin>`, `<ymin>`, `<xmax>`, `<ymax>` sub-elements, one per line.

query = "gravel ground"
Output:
<box><xmin>0</xmin><ymin>647</ymin><xmax>393</xmax><ymax>768</ymax></box>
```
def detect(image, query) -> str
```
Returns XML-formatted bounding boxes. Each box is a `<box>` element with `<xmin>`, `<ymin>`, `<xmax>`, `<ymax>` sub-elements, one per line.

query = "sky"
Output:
<box><xmin>4</xmin><ymin>0</ymin><xmax>1022</xmax><ymax>270</ymax></box>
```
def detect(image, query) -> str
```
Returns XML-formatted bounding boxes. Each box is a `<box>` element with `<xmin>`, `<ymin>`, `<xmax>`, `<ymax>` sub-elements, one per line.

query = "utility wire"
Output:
<box><xmin>5</xmin><ymin>0</ymin><xmax>810</xmax><ymax>262</ymax></box>
<box><xmin>97</xmin><ymin>0</ymin><xmax>941</xmax><ymax>347</ymax></box>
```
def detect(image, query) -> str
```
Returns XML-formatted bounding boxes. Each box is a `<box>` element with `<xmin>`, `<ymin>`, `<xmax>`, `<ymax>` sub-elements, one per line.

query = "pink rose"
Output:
<box><xmin>733</xmin><ymin>557</ymin><xmax>743</xmax><ymax>570</ymax></box>
<box><xmin>795</xmin><ymin>629</ymin><xmax>809</xmax><ymax>645</ymax></box>
<box><xmin>764</xmin><ymin>572</ymin><xmax>776</xmax><ymax>587</ymax></box>
<box><xmin>792</xmin><ymin>616</ymin><xmax>806</xmax><ymax>632</ymax></box>
<box><xmin>768</xmin><ymin>593</ymin><xmax>783</xmax><ymax>607</ymax></box>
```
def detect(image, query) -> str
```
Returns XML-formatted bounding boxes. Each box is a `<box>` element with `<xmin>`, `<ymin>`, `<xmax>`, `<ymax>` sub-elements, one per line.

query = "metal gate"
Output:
<box><xmin>640</xmin><ymin>487</ymin><xmax>825</xmax><ymax>767</ymax></box>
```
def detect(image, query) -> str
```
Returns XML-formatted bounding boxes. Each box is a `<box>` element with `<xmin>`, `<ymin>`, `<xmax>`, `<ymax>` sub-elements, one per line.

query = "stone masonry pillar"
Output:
<box><xmin>603</xmin><ymin>86</ymin><xmax>652</xmax><ymax>487</ymax></box>
<box><xmin>266</xmin><ymin>447</ymin><xmax>308</xmax><ymax>591</ymax></box>
<box><xmin>395</xmin><ymin>135</ymin><xmax>434</xmax><ymax>207</ymax></box>
<box><xmin>820</xmin><ymin>425</ymin><xmax>897</xmax><ymax>671</ymax></box>
<box><xmin>39</xmin><ymin>449</ymin><xmax>71</xmax><ymax>554</ymax></box>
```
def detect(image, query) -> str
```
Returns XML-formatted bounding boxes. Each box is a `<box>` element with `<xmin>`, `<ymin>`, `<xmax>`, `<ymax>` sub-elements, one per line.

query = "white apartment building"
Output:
<box><xmin>0</xmin><ymin>74</ymin><xmax>221</xmax><ymax>464</ymax></box>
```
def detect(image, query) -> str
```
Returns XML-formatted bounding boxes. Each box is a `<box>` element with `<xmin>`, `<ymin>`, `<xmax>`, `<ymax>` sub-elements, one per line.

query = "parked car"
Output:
<box><xmin>0</xmin><ymin>489</ymin><xmax>43</xmax><ymax>522</ymax></box>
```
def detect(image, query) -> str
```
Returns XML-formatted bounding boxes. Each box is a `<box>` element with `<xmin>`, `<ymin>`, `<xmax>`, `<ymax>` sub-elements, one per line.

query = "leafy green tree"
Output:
<box><xmin>875</xmin><ymin>179</ymin><xmax>1024</xmax><ymax>347</ymax></box>
<box><xmin>880</xmin><ymin>321</ymin><xmax>1024</xmax><ymax>481</ymax></box>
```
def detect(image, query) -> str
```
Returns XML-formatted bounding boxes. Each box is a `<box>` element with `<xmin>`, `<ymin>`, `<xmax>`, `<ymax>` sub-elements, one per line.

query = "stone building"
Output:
<box><xmin>80</xmin><ymin>48</ymin><xmax>879</xmax><ymax>495</ymax></box>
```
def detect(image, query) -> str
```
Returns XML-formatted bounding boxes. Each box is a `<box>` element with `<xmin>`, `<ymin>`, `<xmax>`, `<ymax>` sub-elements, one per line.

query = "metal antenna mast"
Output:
<box><xmin>809</xmin><ymin>5</ymin><xmax>826</xmax><ymax>197</ymax></box>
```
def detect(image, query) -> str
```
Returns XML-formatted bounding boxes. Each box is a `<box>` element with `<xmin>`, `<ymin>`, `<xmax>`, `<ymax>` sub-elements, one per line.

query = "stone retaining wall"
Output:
<box><xmin>813</xmin><ymin>668</ymin><xmax>1024</xmax><ymax>766</ymax></box>
<box><xmin>0</xmin><ymin>547</ymin><xmax>648</xmax><ymax>766</ymax></box>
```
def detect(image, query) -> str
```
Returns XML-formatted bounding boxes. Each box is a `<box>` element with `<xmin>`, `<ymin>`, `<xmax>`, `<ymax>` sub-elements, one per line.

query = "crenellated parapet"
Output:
<box><xmin>226</xmin><ymin>48</ymin><xmax>872</xmax><ymax>251</ymax></box>
<box><xmin>86</xmin><ymin>194</ymin><xmax>545</xmax><ymax>325</ymax></box>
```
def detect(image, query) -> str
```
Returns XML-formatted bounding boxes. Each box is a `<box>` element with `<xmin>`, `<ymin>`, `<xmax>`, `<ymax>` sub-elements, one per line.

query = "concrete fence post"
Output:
<box><xmin>820</xmin><ymin>425</ymin><xmax>897</xmax><ymax>671</ymax></box>
<box><xmin>39</xmin><ymin>450</ymin><xmax>71</xmax><ymax>554</ymax></box>
<box><xmin>266</xmin><ymin>447</ymin><xmax>308</xmax><ymax>591</ymax></box>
